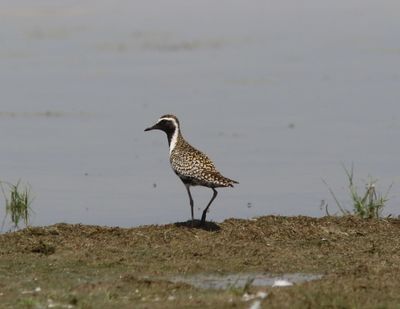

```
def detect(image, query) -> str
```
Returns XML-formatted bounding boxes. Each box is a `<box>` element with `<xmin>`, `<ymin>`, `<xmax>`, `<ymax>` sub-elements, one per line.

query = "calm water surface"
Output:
<box><xmin>1</xmin><ymin>0</ymin><xmax>399</xmax><ymax>228</ymax></box>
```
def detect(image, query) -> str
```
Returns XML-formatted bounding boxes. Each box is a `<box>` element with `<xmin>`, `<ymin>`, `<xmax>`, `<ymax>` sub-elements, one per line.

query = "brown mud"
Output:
<box><xmin>1</xmin><ymin>215</ymin><xmax>400</xmax><ymax>308</ymax></box>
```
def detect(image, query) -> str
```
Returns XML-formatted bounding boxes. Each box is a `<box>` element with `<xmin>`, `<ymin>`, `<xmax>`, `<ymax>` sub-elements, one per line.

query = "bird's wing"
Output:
<box><xmin>170</xmin><ymin>145</ymin><xmax>217</xmax><ymax>178</ymax></box>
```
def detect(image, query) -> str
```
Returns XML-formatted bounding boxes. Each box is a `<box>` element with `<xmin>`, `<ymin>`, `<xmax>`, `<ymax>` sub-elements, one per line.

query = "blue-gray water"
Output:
<box><xmin>170</xmin><ymin>273</ymin><xmax>322</xmax><ymax>289</ymax></box>
<box><xmin>1</xmin><ymin>0</ymin><xmax>399</xmax><ymax>228</ymax></box>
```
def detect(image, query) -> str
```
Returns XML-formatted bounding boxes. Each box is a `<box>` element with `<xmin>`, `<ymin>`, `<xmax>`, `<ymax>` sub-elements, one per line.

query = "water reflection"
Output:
<box><xmin>1</xmin><ymin>0</ymin><xmax>399</xmax><ymax>227</ymax></box>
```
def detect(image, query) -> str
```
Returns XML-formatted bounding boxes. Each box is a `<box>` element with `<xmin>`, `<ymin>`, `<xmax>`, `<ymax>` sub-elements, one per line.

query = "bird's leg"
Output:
<box><xmin>201</xmin><ymin>188</ymin><xmax>218</xmax><ymax>226</ymax></box>
<box><xmin>185</xmin><ymin>185</ymin><xmax>194</xmax><ymax>225</ymax></box>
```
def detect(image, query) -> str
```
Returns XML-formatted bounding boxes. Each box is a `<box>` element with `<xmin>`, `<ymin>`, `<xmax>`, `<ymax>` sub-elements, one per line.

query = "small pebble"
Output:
<box><xmin>242</xmin><ymin>292</ymin><xmax>256</xmax><ymax>301</ymax></box>
<box><xmin>272</xmin><ymin>279</ymin><xmax>293</xmax><ymax>287</ymax></box>
<box><xmin>248</xmin><ymin>299</ymin><xmax>262</xmax><ymax>309</ymax></box>
<box><xmin>256</xmin><ymin>291</ymin><xmax>268</xmax><ymax>299</ymax></box>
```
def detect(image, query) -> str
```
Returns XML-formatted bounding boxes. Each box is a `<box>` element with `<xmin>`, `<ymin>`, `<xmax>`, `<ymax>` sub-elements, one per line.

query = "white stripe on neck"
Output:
<box><xmin>169</xmin><ymin>126</ymin><xmax>178</xmax><ymax>154</ymax></box>
<box><xmin>157</xmin><ymin>117</ymin><xmax>179</xmax><ymax>154</ymax></box>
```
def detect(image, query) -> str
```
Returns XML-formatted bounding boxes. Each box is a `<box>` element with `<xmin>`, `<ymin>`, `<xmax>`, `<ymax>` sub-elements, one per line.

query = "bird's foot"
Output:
<box><xmin>200</xmin><ymin>215</ymin><xmax>207</xmax><ymax>226</ymax></box>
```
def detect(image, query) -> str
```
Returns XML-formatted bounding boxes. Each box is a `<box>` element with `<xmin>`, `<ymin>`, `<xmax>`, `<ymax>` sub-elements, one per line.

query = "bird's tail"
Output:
<box><xmin>209</xmin><ymin>171</ymin><xmax>239</xmax><ymax>187</ymax></box>
<box><xmin>226</xmin><ymin>177</ymin><xmax>239</xmax><ymax>187</ymax></box>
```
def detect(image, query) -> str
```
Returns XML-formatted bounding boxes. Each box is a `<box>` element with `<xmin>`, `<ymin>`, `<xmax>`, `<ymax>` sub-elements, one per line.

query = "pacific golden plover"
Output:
<box><xmin>145</xmin><ymin>114</ymin><xmax>238</xmax><ymax>225</ymax></box>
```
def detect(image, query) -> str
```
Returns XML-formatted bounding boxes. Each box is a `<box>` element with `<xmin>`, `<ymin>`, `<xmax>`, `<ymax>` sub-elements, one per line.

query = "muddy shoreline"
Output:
<box><xmin>1</xmin><ymin>215</ymin><xmax>400</xmax><ymax>308</ymax></box>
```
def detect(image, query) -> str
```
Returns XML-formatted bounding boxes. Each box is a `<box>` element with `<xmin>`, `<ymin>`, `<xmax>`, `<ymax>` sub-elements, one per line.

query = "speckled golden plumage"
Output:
<box><xmin>170</xmin><ymin>134</ymin><xmax>238</xmax><ymax>188</ymax></box>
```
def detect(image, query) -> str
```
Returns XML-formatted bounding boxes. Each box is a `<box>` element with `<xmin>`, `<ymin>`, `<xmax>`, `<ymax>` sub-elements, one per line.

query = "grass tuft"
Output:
<box><xmin>227</xmin><ymin>276</ymin><xmax>255</xmax><ymax>296</ymax></box>
<box><xmin>322</xmin><ymin>164</ymin><xmax>392</xmax><ymax>219</ymax></box>
<box><xmin>1</xmin><ymin>180</ymin><xmax>33</xmax><ymax>231</ymax></box>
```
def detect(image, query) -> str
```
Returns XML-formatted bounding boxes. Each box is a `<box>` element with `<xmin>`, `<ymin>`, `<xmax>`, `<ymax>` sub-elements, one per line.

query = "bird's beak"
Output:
<box><xmin>144</xmin><ymin>124</ymin><xmax>156</xmax><ymax>132</ymax></box>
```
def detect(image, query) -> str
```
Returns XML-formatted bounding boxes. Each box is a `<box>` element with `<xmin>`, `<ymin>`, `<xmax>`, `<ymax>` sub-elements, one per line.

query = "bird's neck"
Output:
<box><xmin>167</xmin><ymin>126</ymin><xmax>182</xmax><ymax>154</ymax></box>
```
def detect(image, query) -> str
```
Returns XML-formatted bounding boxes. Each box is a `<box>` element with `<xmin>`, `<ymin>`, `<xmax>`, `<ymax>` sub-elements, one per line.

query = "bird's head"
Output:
<box><xmin>144</xmin><ymin>114</ymin><xmax>180</xmax><ymax>135</ymax></box>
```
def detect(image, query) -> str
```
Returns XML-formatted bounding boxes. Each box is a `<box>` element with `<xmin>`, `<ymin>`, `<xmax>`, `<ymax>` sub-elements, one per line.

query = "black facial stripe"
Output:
<box><xmin>156</xmin><ymin>119</ymin><xmax>177</xmax><ymax>146</ymax></box>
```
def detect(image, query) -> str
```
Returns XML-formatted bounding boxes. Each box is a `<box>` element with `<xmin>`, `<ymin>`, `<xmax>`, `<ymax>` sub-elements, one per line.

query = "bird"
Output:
<box><xmin>144</xmin><ymin>114</ymin><xmax>238</xmax><ymax>226</ymax></box>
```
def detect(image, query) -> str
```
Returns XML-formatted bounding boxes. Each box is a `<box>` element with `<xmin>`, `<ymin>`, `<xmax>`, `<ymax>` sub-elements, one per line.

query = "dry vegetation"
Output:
<box><xmin>1</xmin><ymin>216</ymin><xmax>400</xmax><ymax>308</ymax></box>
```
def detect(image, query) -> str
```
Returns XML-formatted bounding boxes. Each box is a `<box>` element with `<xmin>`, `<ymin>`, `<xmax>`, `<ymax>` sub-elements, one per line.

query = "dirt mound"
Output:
<box><xmin>1</xmin><ymin>215</ymin><xmax>400</xmax><ymax>308</ymax></box>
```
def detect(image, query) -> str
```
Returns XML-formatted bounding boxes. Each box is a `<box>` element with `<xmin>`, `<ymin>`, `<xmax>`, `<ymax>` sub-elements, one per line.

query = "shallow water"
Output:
<box><xmin>170</xmin><ymin>273</ymin><xmax>322</xmax><ymax>289</ymax></box>
<box><xmin>1</xmin><ymin>1</ymin><xmax>399</xmax><ymax>228</ymax></box>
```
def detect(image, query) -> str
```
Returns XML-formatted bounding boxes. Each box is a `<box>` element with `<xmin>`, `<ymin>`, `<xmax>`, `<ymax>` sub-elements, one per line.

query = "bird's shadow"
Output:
<box><xmin>174</xmin><ymin>220</ymin><xmax>221</xmax><ymax>232</ymax></box>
